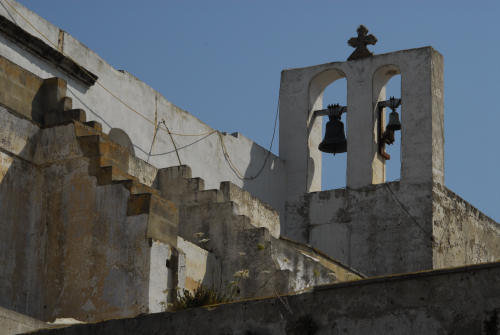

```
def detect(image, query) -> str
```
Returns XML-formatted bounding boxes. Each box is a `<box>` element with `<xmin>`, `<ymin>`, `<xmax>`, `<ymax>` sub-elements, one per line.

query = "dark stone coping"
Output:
<box><xmin>0</xmin><ymin>14</ymin><xmax>98</xmax><ymax>86</ymax></box>
<box><xmin>314</xmin><ymin>260</ymin><xmax>500</xmax><ymax>292</ymax></box>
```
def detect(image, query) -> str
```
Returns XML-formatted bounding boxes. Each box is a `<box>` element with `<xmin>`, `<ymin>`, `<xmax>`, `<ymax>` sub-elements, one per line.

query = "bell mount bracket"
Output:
<box><xmin>313</xmin><ymin>104</ymin><xmax>348</xmax><ymax>121</ymax></box>
<box><xmin>377</xmin><ymin>97</ymin><xmax>401</xmax><ymax>160</ymax></box>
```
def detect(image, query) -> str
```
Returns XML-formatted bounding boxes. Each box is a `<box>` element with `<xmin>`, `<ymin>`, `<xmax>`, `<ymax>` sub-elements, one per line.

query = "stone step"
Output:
<box><xmin>220</xmin><ymin>181</ymin><xmax>280</xmax><ymax>238</ymax></box>
<box><xmin>187</xmin><ymin>177</ymin><xmax>205</xmax><ymax>193</ymax></box>
<box><xmin>84</xmin><ymin>120</ymin><xmax>103</xmax><ymax>132</ymax></box>
<box><xmin>157</xmin><ymin>165</ymin><xmax>280</xmax><ymax>236</ymax></box>
<box><xmin>73</xmin><ymin>120</ymin><xmax>103</xmax><ymax>137</ymax></box>
<box><xmin>77</xmin><ymin>135</ymin><xmax>130</xmax><ymax>173</ymax></box>
<box><xmin>179</xmin><ymin>201</ymin><xmax>250</xmax><ymax>253</ymax></box>
<box><xmin>97</xmin><ymin>165</ymin><xmax>133</xmax><ymax>185</ymax></box>
<box><xmin>177</xmin><ymin>200</ymin><xmax>351</xmax><ymax>298</ymax></box>
<box><xmin>75</xmin><ymin>122</ymin><xmax>100</xmax><ymax>137</ymax></box>
<box><xmin>120</xmin><ymin>179</ymin><xmax>160</xmax><ymax>196</ymax></box>
<box><xmin>127</xmin><ymin>193</ymin><xmax>178</xmax><ymax>248</ymax></box>
<box><xmin>184</xmin><ymin>189</ymin><xmax>225</xmax><ymax>204</ymax></box>
<box><xmin>77</xmin><ymin>134</ymin><xmax>101</xmax><ymax>156</ymax></box>
<box><xmin>160</xmin><ymin>165</ymin><xmax>192</xmax><ymax>179</ymax></box>
<box><xmin>44</xmin><ymin>108</ymin><xmax>87</xmax><ymax>127</ymax></box>
<box><xmin>156</xmin><ymin>166</ymin><xmax>206</xmax><ymax>204</ymax></box>
<box><xmin>61</xmin><ymin>96</ymin><xmax>73</xmax><ymax>111</ymax></box>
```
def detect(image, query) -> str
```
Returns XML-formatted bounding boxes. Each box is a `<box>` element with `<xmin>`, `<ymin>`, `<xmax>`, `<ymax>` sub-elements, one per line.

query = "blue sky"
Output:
<box><xmin>16</xmin><ymin>0</ymin><xmax>500</xmax><ymax>221</ymax></box>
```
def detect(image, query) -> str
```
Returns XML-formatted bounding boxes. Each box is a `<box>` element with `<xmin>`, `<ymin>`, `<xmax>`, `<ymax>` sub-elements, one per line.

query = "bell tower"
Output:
<box><xmin>280</xmin><ymin>27</ymin><xmax>451</xmax><ymax>276</ymax></box>
<box><xmin>278</xmin><ymin>27</ymin><xmax>444</xmax><ymax>201</ymax></box>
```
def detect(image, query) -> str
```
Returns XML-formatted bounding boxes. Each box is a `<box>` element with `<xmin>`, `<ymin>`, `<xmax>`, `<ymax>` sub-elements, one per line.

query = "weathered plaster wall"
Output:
<box><xmin>148</xmin><ymin>241</ymin><xmax>173</xmax><ymax>314</ymax></box>
<box><xmin>177</xmin><ymin>237</ymin><xmax>221</xmax><ymax>293</ymax></box>
<box><xmin>41</xmin><ymin>161</ymin><xmax>151</xmax><ymax>322</ymax></box>
<box><xmin>0</xmin><ymin>107</ymin><xmax>44</xmax><ymax>318</ymax></box>
<box><xmin>286</xmin><ymin>181</ymin><xmax>500</xmax><ymax>277</ymax></box>
<box><xmin>29</xmin><ymin>262</ymin><xmax>500</xmax><ymax>335</ymax></box>
<box><xmin>179</xmin><ymin>201</ymin><xmax>361</xmax><ymax>299</ymax></box>
<box><xmin>433</xmin><ymin>184</ymin><xmax>500</xmax><ymax>268</ymax></box>
<box><xmin>0</xmin><ymin>107</ymin><xmax>175</xmax><ymax>322</ymax></box>
<box><xmin>0</xmin><ymin>1</ymin><xmax>286</xmax><ymax>218</ymax></box>
<box><xmin>286</xmin><ymin>182</ymin><xmax>433</xmax><ymax>276</ymax></box>
<box><xmin>36</xmin><ymin>123</ymin><xmax>179</xmax><ymax>322</ymax></box>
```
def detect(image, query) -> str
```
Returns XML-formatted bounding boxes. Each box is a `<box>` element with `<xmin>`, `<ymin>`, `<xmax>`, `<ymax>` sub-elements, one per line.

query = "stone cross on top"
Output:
<box><xmin>347</xmin><ymin>25</ymin><xmax>377</xmax><ymax>61</ymax></box>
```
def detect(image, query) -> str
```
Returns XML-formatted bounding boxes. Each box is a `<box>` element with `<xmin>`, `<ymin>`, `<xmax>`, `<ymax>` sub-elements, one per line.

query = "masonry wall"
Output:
<box><xmin>0</xmin><ymin>106</ymin><xmax>45</xmax><ymax>318</ymax></box>
<box><xmin>0</xmin><ymin>1</ymin><xmax>287</xmax><ymax>218</ymax></box>
<box><xmin>40</xmin><ymin>152</ymin><xmax>151</xmax><ymax>322</ymax></box>
<box><xmin>29</xmin><ymin>262</ymin><xmax>500</xmax><ymax>335</ymax></box>
<box><xmin>286</xmin><ymin>181</ymin><xmax>500</xmax><ymax>277</ymax></box>
<box><xmin>433</xmin><ymin>184</ymin><xmax>500</xmax><ymax>268</ymax></box>
<box><xmin>0</xmin><ymin>105</ymin><xmax>174</xmax><ymax>322</ymax></box>
<box><xmin>285</xmin><ymin>182</ymin><xmax>433</xmax><ymax>276</ymax></box>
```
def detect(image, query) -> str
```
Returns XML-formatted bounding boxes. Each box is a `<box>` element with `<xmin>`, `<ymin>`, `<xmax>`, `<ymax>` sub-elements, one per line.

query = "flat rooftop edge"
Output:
<box><xmin>282</xmin><ymin>46</ymin><xmax>440</xmax><ymax>73</ymax></box>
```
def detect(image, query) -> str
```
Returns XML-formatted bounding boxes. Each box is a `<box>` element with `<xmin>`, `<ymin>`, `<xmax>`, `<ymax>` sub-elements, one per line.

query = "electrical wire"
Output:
<box><xmin>161</xmin><ymin>119</ymin><xmax>182</xmax><ymax>166</ymax></box>
<box><xmin>384</xmin><ymin>183</ymin><xmax>431</xmax><ymax>239</ymax></box>
<box><xmin>149</xmin><ymin>131</ymin><xmax>217</xmax><ymax>157</ymax></box>
<box><xmin>217</xmin><ymin>100</ymin><xmax>279</xmax><ymax>181</ymax></box>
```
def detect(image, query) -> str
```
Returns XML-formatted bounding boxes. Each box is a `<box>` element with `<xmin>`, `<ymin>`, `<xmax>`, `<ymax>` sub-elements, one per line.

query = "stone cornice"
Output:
<box><xmin>0</xmin><ymin>14</ymin><xmax>98</xmax><ymax>86</ymax></box>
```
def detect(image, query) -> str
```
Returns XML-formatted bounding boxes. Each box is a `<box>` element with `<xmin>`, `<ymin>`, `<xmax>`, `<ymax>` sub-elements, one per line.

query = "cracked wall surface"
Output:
<box><xmin>286</xmin><ymin>181</ymin><xmax>500</xmax><ymax>277</ymax></box>
<box><xmin>28</xmin><ymin>262</ymin><xmax>500</xmax><ymax>335</ymax></box>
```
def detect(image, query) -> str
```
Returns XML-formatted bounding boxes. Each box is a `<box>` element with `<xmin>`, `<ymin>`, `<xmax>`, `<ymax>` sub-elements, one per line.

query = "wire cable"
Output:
<box><xmin>149</xmin><ymin>131</ymin><xmax>217</xmax><ymax>157</ymax></box>
<box><xmin>217</xmin><ymin>100</ymin><xmax>279</xmax><ymax>181</ymax></box>
<box><xmin>161</xmin><ymin>120</ymin><xmax>182</xmax><ymax>166</ymax></box>
<box><xmin>384</xmin><ymin>183</ymin><xmax>431</xmax><ymax>239</ymax></box>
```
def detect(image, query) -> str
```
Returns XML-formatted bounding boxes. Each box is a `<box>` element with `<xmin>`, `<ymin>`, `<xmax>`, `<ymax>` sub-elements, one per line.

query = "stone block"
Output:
<box><xmin>128</xmin><ymin>194</ymin><xmax>178</xmax><ymax>247</ymax></box>
<box><xmin>84</xmin><ymin>120</ymin><xmax>102</xmax><ymax>132</ymax></box>
<box><xmin>43</xmin><ymin>108</ymin><xmax>86</xmax><ymax>127</ymax></box>
<box><xmin>220</xmin><ymin>181</ymin><xmax>280</xmax><ymax>238</ymax></box>
<box><xmin>96</xmin><ymin>165</ymin><xmax>133</xmax><ymax>185</ymax></box>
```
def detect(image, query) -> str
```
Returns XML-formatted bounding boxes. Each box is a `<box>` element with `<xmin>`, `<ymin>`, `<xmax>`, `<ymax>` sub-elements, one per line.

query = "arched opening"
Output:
<box><xmin>307</xmin><ymin>68</ymin><xmax>347</xmax><ymax>191</ymax></box>
<box><xmin>384</xmin><ymin>75</ymin><xmax>401</xmax><ymax>182</ymax></box>
<box><xmin>108</xmin><ymin>128</ymin><xmax>135</xmax><ymax>156</ymax></box>
<box><xmin>372</xmin><ymin>65</ymin><xmax>401</xmax><ymax>183</ymax></box>
<box><xmin>321</xmin><ymin>79</ymin><xmax>347</xmax><ymax>190</ymax></box>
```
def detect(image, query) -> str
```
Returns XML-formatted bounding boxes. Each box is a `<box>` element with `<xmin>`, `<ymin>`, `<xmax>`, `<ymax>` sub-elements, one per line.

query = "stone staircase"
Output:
<box><xmin>36</xmin><ymin>104</ymin><xmax>179</xmax><ymax>321</ymax></box>
<box><xmin>157</xmin><ymin>165</ymin><xmax>280</xmax><ymax>238</ymax></box>
<box><xmin>40</xmin><ymin>99</ymin><xmax>361</xmax><ymax>304</ymax></box>
<box><xmin>156</xmin><ymin>165</ymin><xmax>362</xmax><ymax>298</ymax></box>
<box><xmin>72</xmin><ymin>119</ymin><xmax>178</xmax><ymax>247</ymax></box>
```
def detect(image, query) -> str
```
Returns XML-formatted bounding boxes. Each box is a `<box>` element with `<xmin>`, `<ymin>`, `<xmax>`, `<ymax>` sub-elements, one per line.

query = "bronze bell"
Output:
<box><xmin>318</xmin><ymin>117</ymin><xmax>347</xmax><ymax>154</ymax></box>
<box><xmin>386</xmin><ymin>110</ymin><xmax>401</xmax><ymax>131</ymax></box>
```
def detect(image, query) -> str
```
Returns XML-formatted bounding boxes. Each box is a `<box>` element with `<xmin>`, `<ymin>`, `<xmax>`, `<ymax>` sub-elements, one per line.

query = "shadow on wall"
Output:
<box><xmin>108</xmin><ymin>128</ymin><xmax>135</xmax><ymax>156</ymax></box>
<box><xmin>240</xmin><ymin>139</ymin><xmax>285</xmax><ymax>218</ymax></box>
<box><xmin>0</xmin><ymin>113</ymin><xmax>154</xmax><ymax>322</ymax></box>
<box><xmin>0</xmin><ymin>125</ymin><xmax>44</xmax><ymax>320</ymax></box>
